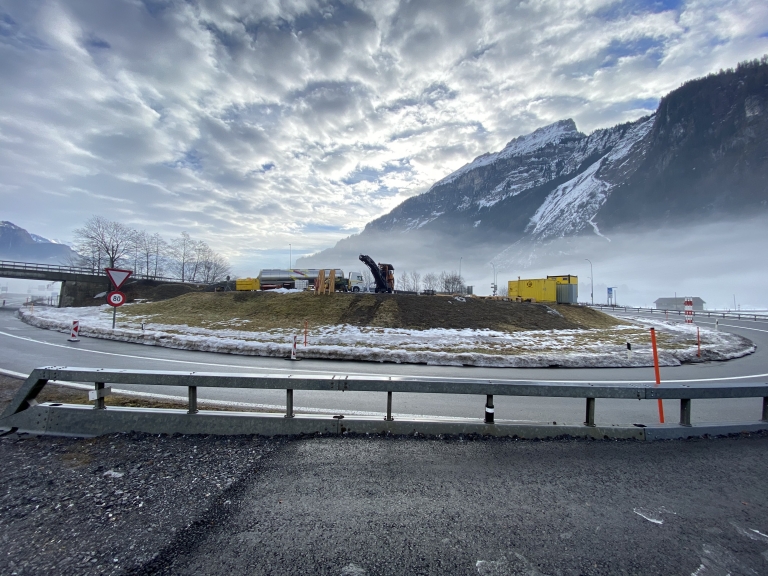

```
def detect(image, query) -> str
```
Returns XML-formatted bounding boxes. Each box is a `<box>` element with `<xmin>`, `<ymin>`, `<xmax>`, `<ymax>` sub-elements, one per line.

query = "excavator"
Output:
<box><xmin>359</xmin><ymin>255</ymin><xmax>395</xmax><ymax>293</ymax></box>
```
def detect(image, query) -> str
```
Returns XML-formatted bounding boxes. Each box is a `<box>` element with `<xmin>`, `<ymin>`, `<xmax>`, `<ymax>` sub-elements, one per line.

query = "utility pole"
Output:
<box><xmin>585</xmin><ymin>258</ymin><xmax>593</xmax><ymax>305</ymax></box>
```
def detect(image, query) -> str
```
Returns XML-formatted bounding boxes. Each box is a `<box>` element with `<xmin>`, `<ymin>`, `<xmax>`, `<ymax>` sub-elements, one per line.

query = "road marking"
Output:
<box><xmin>1</xmin><ymin>330</ymin><xmax>767</xmax><ymax>385</ymax></box>
<box><xmin>613</xmin><ymin>313</ymin><xmax>768</xmax><ymax>334</ymax></box>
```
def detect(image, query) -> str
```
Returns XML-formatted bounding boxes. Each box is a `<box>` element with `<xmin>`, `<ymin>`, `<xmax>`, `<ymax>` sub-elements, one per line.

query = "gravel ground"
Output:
<box><xmin>0</xmin><ymin>430</ymin><xmax>281</xmax><ymax>575</ymax></box>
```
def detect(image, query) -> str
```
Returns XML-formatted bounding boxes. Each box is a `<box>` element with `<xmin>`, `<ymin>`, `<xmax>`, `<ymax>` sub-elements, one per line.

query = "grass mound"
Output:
<box><xmin>121</xmin><ymin>291</ymin><xmax>624</xmax><ymax>332</ymax></box>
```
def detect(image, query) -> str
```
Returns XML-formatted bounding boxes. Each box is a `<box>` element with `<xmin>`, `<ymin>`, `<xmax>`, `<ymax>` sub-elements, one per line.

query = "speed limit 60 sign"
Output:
<box><xmin>107</xmin><ymin>291</ymin><xmax>126</xmax><ymax>307</ymax></box>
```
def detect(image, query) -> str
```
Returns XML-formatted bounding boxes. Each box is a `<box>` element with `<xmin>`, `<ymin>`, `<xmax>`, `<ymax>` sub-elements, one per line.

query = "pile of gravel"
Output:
<box><xmin>0</xmin><ymin>431</ymin><xmax>280</xmax><ymax>575</ymax></box>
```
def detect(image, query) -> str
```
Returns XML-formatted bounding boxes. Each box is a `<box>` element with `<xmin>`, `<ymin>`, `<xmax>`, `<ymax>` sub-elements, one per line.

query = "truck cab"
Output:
<box><xmin>347</xmin><ymin>272</ymin><xmax>365</xmax><ymax>292</ymax></box>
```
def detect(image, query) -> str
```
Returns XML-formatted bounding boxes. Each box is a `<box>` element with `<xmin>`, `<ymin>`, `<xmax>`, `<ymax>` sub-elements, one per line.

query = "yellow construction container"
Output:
<box><xmin>235</xmin><ymin>278</ymin><xmax>260</xmax><ymax>291</ymax></box>
<box><xmin>547</xmin><ymin>275</ymin><xmax>578</xmax><ymax>285</ymax></box>
<box><xmin>508</xmin><ymin>278</ymin><xmax>557</xmax><ymax>302</ymax></box>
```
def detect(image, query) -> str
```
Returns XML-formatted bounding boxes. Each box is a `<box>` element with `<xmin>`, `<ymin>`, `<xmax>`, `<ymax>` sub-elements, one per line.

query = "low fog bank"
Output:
<box><xmin>493</xmin><ymin>217</ymin><xmax>768</xmax><ymax>309</ymax></box>
<box><xmin>296</xmin><ymin>217</ymin><xmax>767</xmax><ymax>309</ymax></box>
<box><xmin>296</xmin><ymin>230</ymin><xmax>510</xmax><ymax>292</ymax></box>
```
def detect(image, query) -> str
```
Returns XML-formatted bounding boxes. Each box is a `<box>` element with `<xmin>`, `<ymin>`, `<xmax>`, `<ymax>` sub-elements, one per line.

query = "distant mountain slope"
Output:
<box><xmin>0</xmin><ymin>221</ymin><xmax>76</xmax><ymax>264</ymax></box>
<box><xmin>301</xmin><ymin>57</ymin><xmax>768</xmax><ymax>270</ymax></box>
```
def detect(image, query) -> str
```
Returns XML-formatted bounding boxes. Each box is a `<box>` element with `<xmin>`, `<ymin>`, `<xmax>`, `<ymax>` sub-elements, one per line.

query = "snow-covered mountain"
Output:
<box><xmin>299</xmin><ymin>58</ymin><xmax>768</xmax><ymax>270</ymax></box>
<box><xmin>0</xmin><ymin>221</ymin><xmax>76</xmax><ymax>263</ymax></box>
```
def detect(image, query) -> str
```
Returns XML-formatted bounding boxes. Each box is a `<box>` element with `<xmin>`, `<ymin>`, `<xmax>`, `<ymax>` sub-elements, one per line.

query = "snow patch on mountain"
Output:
<box><xmin>435</xmin><ymin>119</ymin><xmax>582</xmax><ymax>188</ymax></box>
<box><xmin>526</xmin><ymin>116</ymin><xmax>655</xmax><ymax>240</ymax></box>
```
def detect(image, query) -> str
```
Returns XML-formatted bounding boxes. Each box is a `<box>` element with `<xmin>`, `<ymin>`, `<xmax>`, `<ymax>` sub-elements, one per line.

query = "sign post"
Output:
<box><xmin>104</xmin><ymin>268</ymin><xmax>132</xmax><ymax>329</ymax></box>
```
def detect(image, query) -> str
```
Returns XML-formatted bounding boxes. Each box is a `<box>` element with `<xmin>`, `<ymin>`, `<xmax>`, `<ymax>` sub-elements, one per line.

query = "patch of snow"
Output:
<box><xmin>16</xmin><ymin>306</ymin><xmax>754</xmax><ymax>369</ymax></box>
<box><xmin>526</xmin><ymin>117</ymin><xmax>654</xmax><ymax>240</ymax></box>
<box><xmin>434</xmin><ymin>120</ymin><xmax>581</xmax><ymax>188</ymax></box>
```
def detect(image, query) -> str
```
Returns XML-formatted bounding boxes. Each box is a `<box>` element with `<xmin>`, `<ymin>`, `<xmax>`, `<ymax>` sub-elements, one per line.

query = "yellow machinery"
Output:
<box><xmin>235</xmin><ymin>278</ymin><xmax>260</xmax><ymax>291</ymax></box>
<box><xmin>508</xmin><ymin>278</ymin><xmax>557</xmax><ymax>302</ymax></box>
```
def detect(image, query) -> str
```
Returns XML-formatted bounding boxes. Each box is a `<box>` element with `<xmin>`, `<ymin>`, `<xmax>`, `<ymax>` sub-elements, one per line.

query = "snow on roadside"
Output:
<box><xmin>17</xmin><ymin>306</ymin><xmax>755</xmax><ymax>368</ymax></box>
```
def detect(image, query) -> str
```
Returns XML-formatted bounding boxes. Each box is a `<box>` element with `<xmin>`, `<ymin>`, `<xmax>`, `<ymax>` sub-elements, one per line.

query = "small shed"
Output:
<box><xmin>654</xmin><ymin>297</ymin><xmax>705</xmax><ymax>311</ymax></box>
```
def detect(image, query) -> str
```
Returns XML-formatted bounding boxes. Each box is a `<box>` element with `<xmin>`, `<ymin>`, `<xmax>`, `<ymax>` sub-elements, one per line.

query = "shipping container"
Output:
<box><xmin>235</xmin><ymin>278</ymin><xmax>260</xmax><ymax>291</ymax></box>
<box><xmin>556</xmin><ymin>284</ymin><xmax>578</xmax><ymax>304</ymax></box>
<box><xmin>547</xmin><ymin>275</ymin><xmax>578</xmax><ymax>285</ymax></box>
<box><xmin>507</xmin><ymin>278</ymin><xmax>557</xmax><ymax>302</ymax></box>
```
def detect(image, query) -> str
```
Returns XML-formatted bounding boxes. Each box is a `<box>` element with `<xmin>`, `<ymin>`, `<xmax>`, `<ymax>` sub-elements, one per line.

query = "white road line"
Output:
<box><xmin>612</xmin><ymin>313</ymin><xmax>768</xmax><ymax>334</ymax></box>
<box><xmin>1</xmin><ymin>330</ymin><xmax>767</xmax><ymax>385</ymax></box>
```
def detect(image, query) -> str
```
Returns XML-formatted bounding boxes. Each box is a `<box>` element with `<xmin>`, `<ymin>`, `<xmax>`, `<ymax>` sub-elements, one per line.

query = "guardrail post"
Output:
<box><xmin>484</xmin><ymin>394</ymin><xmax>494</xmax><ymax>424</ymax></box>
<box><xmin>762</xmin><ymin>397</ymin><xmax>768</xmax><ymax>422</ymax></box>
<box><xmin>94</xmin><ymin>382</ymin><xmax>106</xmax><ymax>410</ymax></box>
<box><xmin>188</xmin><ymin>386</ymin><xmax>198</xmax><ymax>414</ymax></box>
<box><xmin>285</xmin><ymin>389</ymin><xmax>294</xmax><ymax>418</ymax></box>
<box><xmin>680</xmin><ymin>398</ymin><xmax>691</xmax><ymax>426</ymax></box>
<box><xmin>385</xmin><ymin>391</ymin><xmax>393</xmax><ymax>421</ymax></box>
<box><xmin>584</xmin><ymin>398</ymin><xmax>595</xmax><ymax>427</ymax></box>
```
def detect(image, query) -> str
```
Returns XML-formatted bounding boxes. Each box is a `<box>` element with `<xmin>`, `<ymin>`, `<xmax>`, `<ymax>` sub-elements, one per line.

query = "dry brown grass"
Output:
<box><xmin>120</xmin><ymin>292</ymin><xmax>622</xmax><ymax>333</ymax></box>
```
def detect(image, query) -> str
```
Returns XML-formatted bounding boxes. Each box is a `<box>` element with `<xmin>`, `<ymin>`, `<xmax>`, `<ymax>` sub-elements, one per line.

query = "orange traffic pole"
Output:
<box><xmin>697</xmin><ymin>327</ymin><xmax>701</xmax><ymax>358</ymax></box>
<box><xmin>650</xmin><ymin>327</ymin><xmax>664</xmax><ymax>423</ymax></box>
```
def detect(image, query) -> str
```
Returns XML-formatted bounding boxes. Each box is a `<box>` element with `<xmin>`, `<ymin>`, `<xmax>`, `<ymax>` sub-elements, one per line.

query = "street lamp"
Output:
<box><xmin>459</xmin><ymin>257</ymin><xmax>462</xmax><ymax>278</ymax></box>
<box><xmin>289</xmin><ymin>244</ymin><xmax>292</xmax><ymax>269</ymax></box>
<box><xmin>585</xmin><ymin>258</ymin><xmax>593</xmax><ymax>305</ymax></box>
<box><xmin>490</xmin><ymin>262</ymin><xmax>498</xmax><ymax>296</ymax></box>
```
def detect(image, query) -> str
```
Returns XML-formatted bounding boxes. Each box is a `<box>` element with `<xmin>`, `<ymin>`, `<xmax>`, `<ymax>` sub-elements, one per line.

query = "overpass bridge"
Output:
<box><xmin>0</xmin><ymin>260</ymin><xmax>190</xmax><ymax>307</ymax></box>
<box><xmin>0</xmin><ymin>260</ymin><xmax>185</xmax><ymax>284</ymax></box>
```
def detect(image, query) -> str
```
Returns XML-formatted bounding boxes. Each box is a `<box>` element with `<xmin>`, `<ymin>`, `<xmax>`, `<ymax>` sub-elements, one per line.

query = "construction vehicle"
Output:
<box><xmin>359</xmin><ymin>255</ymin><xmax>395</xmax><ymax>293</ymax></box>
<box><xmin>254</xmin><ymin>269</ymin><xmax>364</xmax><ymax>291</ymax></box>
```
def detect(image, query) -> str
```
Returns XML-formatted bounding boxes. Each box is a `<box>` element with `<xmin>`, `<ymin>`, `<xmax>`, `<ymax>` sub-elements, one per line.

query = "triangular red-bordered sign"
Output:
<box><xmin>105</xmin><ymin>268</ymin><xmax>133</xmax><ymax>290</ymax></box>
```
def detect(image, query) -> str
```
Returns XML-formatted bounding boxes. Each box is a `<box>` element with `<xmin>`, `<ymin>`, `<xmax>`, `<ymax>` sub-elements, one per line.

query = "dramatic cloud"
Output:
<box><xmin>1</xmin><ymin>0</ymin><xmax>766</xmax><ymax>272</ymax></box>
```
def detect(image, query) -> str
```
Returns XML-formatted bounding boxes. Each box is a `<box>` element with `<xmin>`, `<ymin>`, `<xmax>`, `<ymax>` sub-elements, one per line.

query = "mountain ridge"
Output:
<box><xmin>299</xmin><ymin>57</ymin><xmax>768</xmax><ymax>270</ymax></box>
<box><xmin>0</xmin><ymin>221</ymin><xmax>76</xmax><ymax>264</ymax></box>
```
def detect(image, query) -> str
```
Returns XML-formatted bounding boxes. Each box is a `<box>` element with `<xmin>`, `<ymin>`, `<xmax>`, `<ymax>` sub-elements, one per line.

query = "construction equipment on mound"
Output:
<box><xmin>359</xmin><ymin>255</ymin><xmax>395</xmax><ymax>293</ymax></box>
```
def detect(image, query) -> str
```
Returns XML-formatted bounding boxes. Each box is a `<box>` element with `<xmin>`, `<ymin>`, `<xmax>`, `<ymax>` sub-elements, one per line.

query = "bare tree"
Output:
<box><xmin>170</xmin><ymin>232</ymin><xmax>197</xmax><ymax>281</ymax></box>
<box><xmin>398</xmin><ymin>270</ymin><xmax>411</xmax><ymax>291</ymax></box>
<box><xmin>132</xmin><ymin>230</ymin><xmax>169</xmax><ymax>279</ymax></box>
<box><xmin>73</xmin><ymin>216</ymin><xmax>132</xmax><ymax>270</ymax></box>
<box><xmin>440</xmin><ymin>270</ymin><xmax>464</xmax><ymax>293</ymax></box>
<box><xmin>498</xmin><ymin>284</ymin><xmax>508</xmax><ymax>297</ymax></box>
<box><xmin>409</xmin><ymin>271</ymin><xmax>421</xmax><ymax>293</ymax></box>
<box><xmin>422</xmin><ymin>272</ymin><xmax>439</xmax><ymax>291</ymax></box>
<box><xmin>197</xmin><ymin>243</ymin><xmax>232</xmax><ymax>283</ymax></box>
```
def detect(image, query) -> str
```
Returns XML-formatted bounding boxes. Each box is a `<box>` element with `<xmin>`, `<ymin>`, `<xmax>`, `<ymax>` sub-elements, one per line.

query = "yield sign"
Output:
<box><xmin>104</xmin><ymin>268</ymin><xmax>133</xmax><ymax>290</ymax></box>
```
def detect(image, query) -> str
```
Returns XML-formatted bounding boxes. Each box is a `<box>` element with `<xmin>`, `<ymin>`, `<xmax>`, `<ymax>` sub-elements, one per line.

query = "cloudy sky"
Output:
<box><xmin>1</xmin><ymin>0</ymin><xmax>767</xmax><ymax>273</ymax></box>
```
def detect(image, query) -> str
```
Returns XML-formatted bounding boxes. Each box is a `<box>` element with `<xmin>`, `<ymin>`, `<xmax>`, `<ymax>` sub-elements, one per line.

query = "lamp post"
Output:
<box><xmin>585</xmin><ymin>258</ymin><xmax>593</xmax><ymax>305</ymax></box>
<box><xmin>289</xmin><ymin>244</ymin><xmax>292</xmax><ymax>269</ymax></box>
<box><xmin>459</xmin><ymin>257</ymin><xmax>462</xmax><ymax>279</ymax></box>
<box><xmin>490</xmin><ymin>262</ymin><xmax>498</xmax><ymax>296</ymax></box>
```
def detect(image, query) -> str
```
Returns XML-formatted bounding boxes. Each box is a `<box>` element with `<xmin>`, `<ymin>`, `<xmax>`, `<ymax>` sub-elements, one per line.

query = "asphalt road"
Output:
<box><xmin>1</xmin><ymin>306</ymin><xmax>766</xmax><ymax>426</ymax></box>
<box><xmin>133</xmin><ymin>434</ymin><xmax>768</xmax><ymax>576</ymax></box>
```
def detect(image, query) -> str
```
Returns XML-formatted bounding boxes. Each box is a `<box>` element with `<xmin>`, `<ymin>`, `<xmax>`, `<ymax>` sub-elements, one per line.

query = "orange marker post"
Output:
<box><xmin>697</xmin><ymin>327</ymin><xmax>701</xmax><ymax>358</ymax></box>
<box><xmin>304</xmin><ymin>320</ymin><xmax>308</xmax><ymax>347</ymax></box>
<box><xmin>650</xmin><ymin>327</ymin><xmax>665</xmax><ymax>423</ymax></box>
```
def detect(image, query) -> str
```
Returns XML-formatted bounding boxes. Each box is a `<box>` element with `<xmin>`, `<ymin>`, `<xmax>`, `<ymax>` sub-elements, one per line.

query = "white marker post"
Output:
<box><xmin>67</xmin><ymin>320</ymin><xmax>80</xmax><ymax>342</ymax></box>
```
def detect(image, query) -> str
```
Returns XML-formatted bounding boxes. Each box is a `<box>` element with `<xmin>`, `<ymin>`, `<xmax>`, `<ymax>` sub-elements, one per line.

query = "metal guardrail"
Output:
<box><xmin>0</xmin><ymin>260</ymin><xmax>192</xmax><ymax>284</ymax></box>
<box><xmin>2</xmin><ymin>367</ymin><xmax>767</xmax><ymax>440</ymax></box>
<box><xmin>589</xmin><ymin>304</ymin><xmax>768</xmax><ymax>323</ymax></box>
